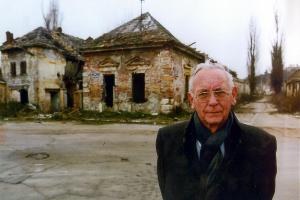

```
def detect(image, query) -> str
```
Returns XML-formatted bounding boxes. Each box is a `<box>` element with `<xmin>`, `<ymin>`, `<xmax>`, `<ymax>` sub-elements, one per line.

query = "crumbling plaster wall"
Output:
<box><xmin>1</xmin><ymin>50</ymin><xmax>38</xmax><ymax>103</ymax></box>
<box><xmin>1</xmin><ymin>48</ymin><xmax>66</xmax><ymax>112</ymax></box>
<box><xmin>170</xmin><ymin>50</ymin><xmax>200</xmax><ymax>111</ymax></box>
<box><xmin>34</xmin><ymin>48</ymin><xmax>66</xmax><ymax>112</ymax></box>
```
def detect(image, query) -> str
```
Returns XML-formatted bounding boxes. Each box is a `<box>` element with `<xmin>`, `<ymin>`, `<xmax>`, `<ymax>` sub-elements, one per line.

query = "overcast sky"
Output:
<box><xmin>0</xmin><ymin>0</ymin><xmax>299</xmax><ymax>78</ymax></box>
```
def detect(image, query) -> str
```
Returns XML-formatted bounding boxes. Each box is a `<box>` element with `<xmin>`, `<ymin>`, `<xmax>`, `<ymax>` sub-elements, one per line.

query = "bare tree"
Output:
<box><xmin>43</xmin><ymin>0</ymin><xmax>62</xmax><ymax>31</ymax></box>
<box><xmin>247</xmin><ymin>19</ymin><xmax>259</xmax><ymax>96</ymax></box>
<box><xmin>270</xmin><ymin>12</ymin><xmax>284</xmax><ymax>94</ymax></box>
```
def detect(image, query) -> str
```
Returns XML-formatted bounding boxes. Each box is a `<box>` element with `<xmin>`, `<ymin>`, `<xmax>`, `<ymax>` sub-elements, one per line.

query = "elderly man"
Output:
<box><xmin>156</xmin><ymin>63</ymin><xmax>277</xmax><ymax>200</ymax></box>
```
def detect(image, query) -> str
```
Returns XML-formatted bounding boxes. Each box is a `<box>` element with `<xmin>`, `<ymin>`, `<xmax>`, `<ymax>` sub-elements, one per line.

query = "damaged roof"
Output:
<box><xmin>287</xmin><ymin>69</ymin><xmax>300</xmax><ymax>84</ymax></box>
<box><xmin>0</xmin><ymin>27</ymin><xmax>85</xmax><ymax>61</ymax></box>
<box><xmin>82</xmin><ymin>12</ymin><xmax>204</xmax><ymax>60</ymax></box>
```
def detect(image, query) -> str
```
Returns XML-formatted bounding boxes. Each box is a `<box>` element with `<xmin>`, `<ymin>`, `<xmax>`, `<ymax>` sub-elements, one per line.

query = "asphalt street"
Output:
<box><xmin>0</xmin><ymin>98</ymin><xmax>299</xmax><ymax>200</ymax></box>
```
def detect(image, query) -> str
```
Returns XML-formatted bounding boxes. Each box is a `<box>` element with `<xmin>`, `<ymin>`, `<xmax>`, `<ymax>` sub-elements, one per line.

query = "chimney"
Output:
<box><xmin>6</xmin><ymin>31</ymin><xmax>14</xmax><ymax>43</ymax></box>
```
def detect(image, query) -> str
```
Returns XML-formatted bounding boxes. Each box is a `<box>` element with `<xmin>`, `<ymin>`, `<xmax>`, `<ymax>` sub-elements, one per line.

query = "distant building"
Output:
<box><xmin>0</xmin><ymin>27</ymin><xmax>84</xmax><ymax>112</ymax></box>
<box><xmin>286</xmin><ymin>69</ymin><xmax>300</xmax><ymax>97</ymax></box>
<box><xmin>256</xmin><ymin>73</ymin><xmax>272</xmax><ymax>95</ymax></box>
<box><xmin>81</xmin><ymin>12</ymin><xmax>205</xmax><ymax>114</ymax></box>
<box><xmin>235</xmin><ymin>78</ymin><xmax>250</xmax><ymax>95</ymax></box>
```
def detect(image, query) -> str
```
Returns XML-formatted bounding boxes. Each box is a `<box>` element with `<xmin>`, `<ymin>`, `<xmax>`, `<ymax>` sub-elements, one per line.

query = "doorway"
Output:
<box><xmin>50</xmin><ymin>91</ymin><xmax>60</xmax><ymax>112</ymax></box>
<box><xmin>103</xmin><ymin>74</ymin><xmax>115</xmax><ymax>107</ymax></box>
<box><xmin>19</xmin><ymin>89</ymin><xmax>29</xmax><ymax>104</ymax></box>
<box><xmin>132</xmin><ymin>73</ymin><xmax>145</xmax><ymax>103</ymax></box>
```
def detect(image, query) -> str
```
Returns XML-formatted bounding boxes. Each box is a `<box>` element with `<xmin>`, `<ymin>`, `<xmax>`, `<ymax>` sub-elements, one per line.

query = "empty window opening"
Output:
<box><xmin>20</xmin><ymin>61</ymin><xmax>27</xmax><ymax>75</ymax></box>
<box><xmin>185</xmin><ymin>75</ymin><xmax>190</xmax><ymax>100</ymax></box>
<box><xmin>10</xmin><ymin>62</ymin><xmax>16</xmax><ymax>77</ymax></box>
<box><xmin>132</xmin><ymin>73</ymin><xmax>145</xmax><ymax>103</ymax></box>
<box><xmin>103</xmin><ymin>74</ymin><xmax>115</xmax><ymax>107</ymax></box>
<box><xmin>20</xmin><ymin>89</ymin><xmax>29</xmax><ymax>104</ymax></box>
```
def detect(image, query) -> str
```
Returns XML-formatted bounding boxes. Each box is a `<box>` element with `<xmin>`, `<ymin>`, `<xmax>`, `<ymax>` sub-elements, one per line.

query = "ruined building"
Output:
<box><xmin>81</xmin><ymin>12</ymin><xmax>205</xmax><ymax>114</ymax></box>
<box><xmin>0</xmin><ymin>27</ymin><xmax>84</xmax><ymax>112</ymax></box>
<box><xmin>286</xmin><ymin>69</ymin><xmax>300</xmax><ymax>97</ymax></box>
<box><xmin>0</xmin><ymin>12</ymin><xmax>206</xmax><ymax>114</ymax></box>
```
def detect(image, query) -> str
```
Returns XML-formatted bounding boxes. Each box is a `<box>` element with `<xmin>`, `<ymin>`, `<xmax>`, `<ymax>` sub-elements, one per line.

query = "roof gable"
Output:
<box><xmin>98</xmin><ymin>57</ymin><xmax>119</xmax><ymax>67</ymax></box>
<box><xmin>83</xmin><ymin>12</ymin><xmax>204</xmax><ymax>61</ymax></box>
<box><xmin>99</xmin><ymin>12</ymin><xmax>179</xmax><ymax>41</ymax></box>
<box><xmin>125</xmin><ymin>56</ymin><xmax>150</xmax><ymax>66</ymax></box>
<box><xmin>88</xmin><ymin>12</ymin><xmax>180</xmax><ymax>48</ymax></box>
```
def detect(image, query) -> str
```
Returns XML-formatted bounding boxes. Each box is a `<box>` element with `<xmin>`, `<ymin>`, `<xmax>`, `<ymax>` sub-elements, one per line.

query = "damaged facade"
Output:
<box><xmin>286</xmin><ymin>69</ymin><xmax>300</xmax><ymax>97</ymax></box>
<box><xmin>0</xmin><ymin>27</ymin><xmax>84</xmax><ymax>112</ymax></box>
<box><xmin>0</xmin><ymin>12</ymin><xmax>207</xmax><ymax>114</ymax></box>
<box><xmin>81</xmin><ymin>12</ymin><xmax>205</xmax><ymax>114</ymax></box>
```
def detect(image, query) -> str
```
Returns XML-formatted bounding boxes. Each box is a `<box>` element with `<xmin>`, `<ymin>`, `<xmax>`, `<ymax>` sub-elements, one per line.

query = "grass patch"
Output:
<box><xmin>0</xmin><ymin>102</ymin><xmax>191</xmax><ymax>124</ymax></box>
<box><xmin>237</xmin><ymin>93</ymin><xmax>263</xmax><ymax>105</ymax></box>
<box><xmin>48</xmin><ymin>108</ymin><xmax>191</xmax><ymax>125</ymax></box>
<box><xmin>233</xmin><ymin>93</ymin><xmax>263</xmax><ymax>112</ymax></box>
<box><xmin>0</xmin><ymin>101</ymin><xmax>28</xmax><ymax>118</ymax></box>
<box><xmin>271</xmin><ymin>93</ymin><xmax>300</xmax><ymax>113</ymax></box>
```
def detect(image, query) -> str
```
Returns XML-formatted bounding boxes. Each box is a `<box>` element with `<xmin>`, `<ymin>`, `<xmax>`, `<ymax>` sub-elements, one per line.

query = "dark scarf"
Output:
<box><xmin>193</xmin><ymin>112</ymin><xmax>233</xmax><ymax>149</ymax></box>
<box><xmin>193</xmin><ymin>112</ymin><xmax>233</xmax><ymax>198</ymax></box>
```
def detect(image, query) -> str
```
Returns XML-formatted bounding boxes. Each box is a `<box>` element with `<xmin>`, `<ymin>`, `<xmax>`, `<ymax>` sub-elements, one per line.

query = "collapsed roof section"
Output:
<box><xmin>82</xmin><ymin>12</ymin><xmax>205</xmax><ymax>61</ymax></box>
<box><xmin>0</xmin><ymin>27</ymin><xmax>85</xmax><ymax>61</ymax></box>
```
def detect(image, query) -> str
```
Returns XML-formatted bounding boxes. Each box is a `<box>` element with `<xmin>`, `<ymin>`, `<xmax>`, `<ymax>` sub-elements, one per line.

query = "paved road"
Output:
<box><xmin>0</xmin><ymin>123</ymin><xmax>162</xmax><ymax>200</ymax></box>
<box><xmin>0</xmin><ymin>98</ymin><xmax>299</xmax><ymax>199</ymax></box>
<box><xmin>236</xmin><ymin>97</ymin><xmax>300</xmax><ymax>200</ymax></box>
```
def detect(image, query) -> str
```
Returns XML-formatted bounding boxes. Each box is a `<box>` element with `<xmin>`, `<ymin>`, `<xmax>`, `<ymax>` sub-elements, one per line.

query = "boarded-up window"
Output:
<box><xmin>132</xmin><ymin>73</ymin><xmax>145</xmax><ymax>103</ymax></box>
<box><xmin>20</xmin><ymin>61</ymin><xmax>27</xmax><ymax>75</ymax></box>
<box><xmin>10</xmin><ymin>62</ymin><xmax>16</xmax><ymax>77</ymax></box>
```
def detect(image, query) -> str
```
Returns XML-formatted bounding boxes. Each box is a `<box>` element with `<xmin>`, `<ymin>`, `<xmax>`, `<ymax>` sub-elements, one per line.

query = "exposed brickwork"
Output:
<box><xmin>82</xmin><ymin>48</ymin><xmax>200</xmax><ymax>113</ymax></box>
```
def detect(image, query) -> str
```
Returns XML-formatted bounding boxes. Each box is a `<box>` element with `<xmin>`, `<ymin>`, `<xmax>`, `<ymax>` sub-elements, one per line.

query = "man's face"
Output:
<box><xmin>188</xmin><ymin>68</ymin><xmax>238</xmax><ymax>133</ymax></box>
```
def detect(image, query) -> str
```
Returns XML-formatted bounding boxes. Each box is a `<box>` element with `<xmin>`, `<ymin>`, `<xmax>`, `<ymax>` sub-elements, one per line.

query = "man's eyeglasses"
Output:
<box><xmin>195</xmin><ymin>89</ymin><xmax>229</xmax><ymax>101</ymax></box>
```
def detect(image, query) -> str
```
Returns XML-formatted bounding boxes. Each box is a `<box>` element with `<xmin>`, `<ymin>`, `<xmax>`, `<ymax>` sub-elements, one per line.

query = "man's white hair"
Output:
<box><xmin>188</xmin><ymin>62</ymin><xmax>234</xmax><ymax>92</ymax></box>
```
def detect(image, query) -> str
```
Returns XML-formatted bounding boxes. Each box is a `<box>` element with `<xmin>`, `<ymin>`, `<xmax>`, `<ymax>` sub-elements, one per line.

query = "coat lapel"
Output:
<box><xmin>183</xmin><ymin>117</ymin><xmax>204</xmax><ymax>178</ymax></box>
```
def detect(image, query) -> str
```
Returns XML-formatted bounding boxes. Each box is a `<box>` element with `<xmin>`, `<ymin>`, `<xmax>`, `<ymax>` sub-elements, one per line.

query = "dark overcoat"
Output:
<box><xmin>156</xmin><ymin>113</ymin><xmax>277</xmax><ymax>200</ymax></box>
